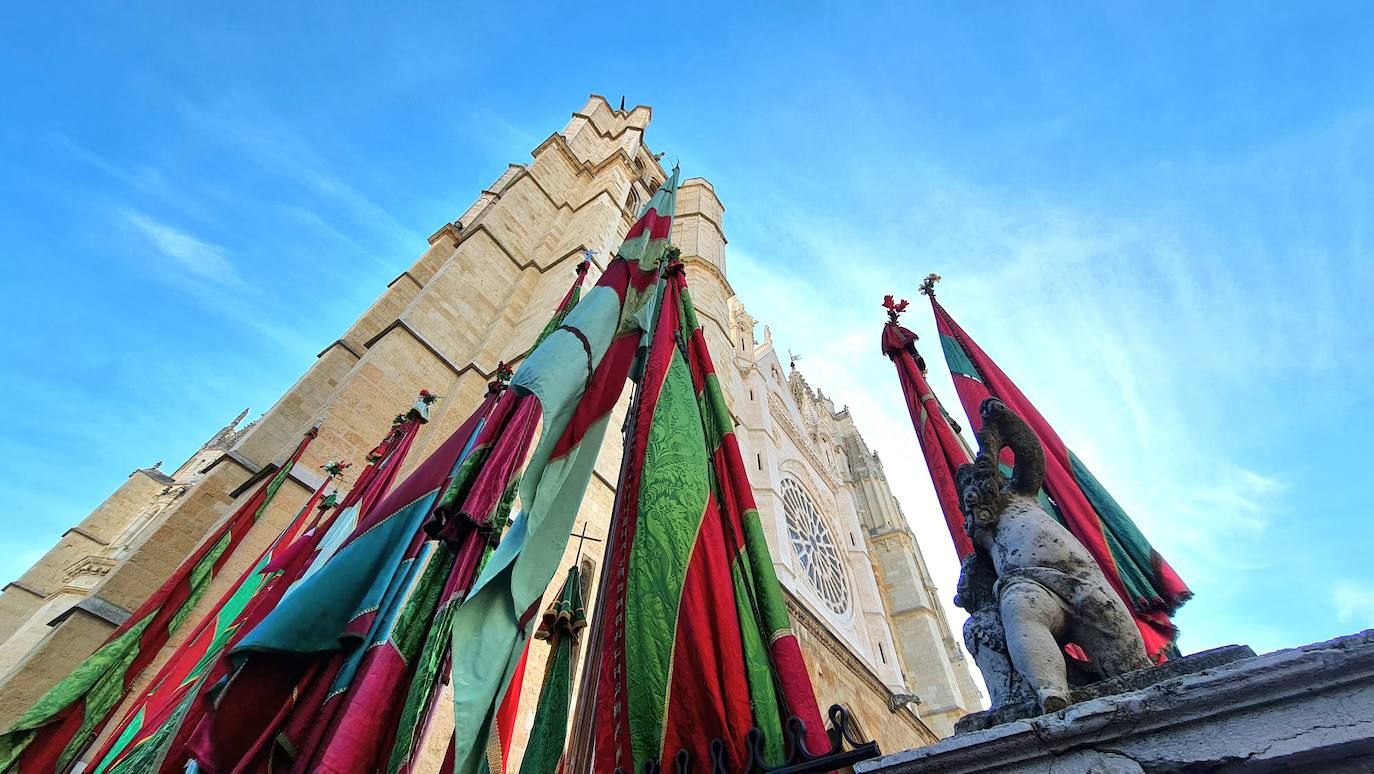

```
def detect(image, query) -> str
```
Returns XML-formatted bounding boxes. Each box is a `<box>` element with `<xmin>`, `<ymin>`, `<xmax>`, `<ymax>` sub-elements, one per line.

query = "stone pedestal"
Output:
<box><xmin>856</xmin><ymin>630</ymin><xmax>1374</xmax><ymax>773</ymax></box>
<box><xmin>954</xmin><ymin>644</ymin><xmax>1255</xmax><ymax>734</ymax></box>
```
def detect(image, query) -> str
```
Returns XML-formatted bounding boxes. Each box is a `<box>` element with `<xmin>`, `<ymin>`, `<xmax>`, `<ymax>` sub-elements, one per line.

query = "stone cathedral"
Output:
<box><xmin>0</xmin><ymin>96</ymin><xmax>980</xmax><ymax>767</ymax></box>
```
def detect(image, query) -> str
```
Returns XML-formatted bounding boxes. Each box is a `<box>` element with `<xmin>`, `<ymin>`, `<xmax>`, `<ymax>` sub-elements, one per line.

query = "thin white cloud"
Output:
<box><xmin>1333</xmin><ymin>581</ymin><xmax>1374</xmax><ymax>628</ymax></box>
<box><xmin>117</xmin><ymin>209</ymin><xmax>316</xmax><ymax>354</ymax></box>
<box><xmin>122</xmin><ymin>209</ymin><xmax>243</xmax><ymax>288</ymax></box>
<box><xmin>46</xmin><ymin>133</ymin><xmax>212</xmax><ymax>221</ymax></box>
<box><xmin>178</xmin><ymin>94</ymin><xmax>413</xmax><ymax>257</ymax></box>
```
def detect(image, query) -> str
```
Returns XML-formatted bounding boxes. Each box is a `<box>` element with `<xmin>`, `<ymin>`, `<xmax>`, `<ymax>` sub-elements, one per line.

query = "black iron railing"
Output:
<box><xmin>614</xmin><ymin>705</ymin><xmax>881</xmax><ymax>774</ymax></box>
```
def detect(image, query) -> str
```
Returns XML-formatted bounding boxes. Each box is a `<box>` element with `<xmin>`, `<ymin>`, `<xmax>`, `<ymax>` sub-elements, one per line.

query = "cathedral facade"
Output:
<box><xmin>723</xmin><ymin>300</ymin><xmax>982</xmax><ymax>737</ymax></box>
<box><xmin>0</xmin><ymin>96</ymin><xmax>978</xmax><ymax>767</ymax></box>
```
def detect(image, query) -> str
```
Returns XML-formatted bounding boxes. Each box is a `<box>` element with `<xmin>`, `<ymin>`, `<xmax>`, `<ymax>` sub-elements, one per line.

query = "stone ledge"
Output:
<box><xmin>681</xmin><ymin>255</ymin><xmax>734</xmax><ymax>298</ymax></box>
<box><xmin>47</xmin><ymin>596</ymin><xmax>131</xmax><ymax>628</ymax></box>
<box><xmin>856</xmin><ymin>629</ymin><xmax>1374</xmax><ymax>774</ymax></box>
<box><xmin>386</xmin><ymin>270</ymin><xmax>422</xmax><ymax>290</ymax></box>
<box><xmin>675</xmin><ymin>204</ymin><xmax>729</xmax><ymax>246</ymax></box>
<box><xmin>207</xmin><ymin>449</ymin><xmax>261</xmax><ymax>478</ymax></box>
<box><xmin>531</xmin><ymin>132</ymin><xmax>641</xmax><ymax>187</ymax></box>
<box><xmin>1</xmin><ymin>581</ymin><xmax>45</xmax><ymax>599</ymax></box>
<box><xmin>572</xmin><ymin>95</ymin><xmax>652</xmax><ymax>135</ymax></box>
<box><xmin>317</xmin><ymin>338</ymin><xmax>365</xmax><ymax>361</ymax></box>
<box><xmin>133</xmin><ymin>467</ymin><xmax>177</xmax><ymax>485</ymax></box>
<box><xmin>363</xmin><ymin>319</ymin><xmax>465</xmax><ymax>377</ymax></box>
<box><xmin>887</xmin><ymin>603</ymin><xmax>940</xmax><ymax>621</ymax></box>
<box><xmin>954</xmin><ymin>644</ymin><xmax>1256</xmax><ymax>734</ymax></box>
<box><xmin>216</xmin><ymin>454</ymin><xmax>325</xmax><ymax>498</ymax></box>
<box><xmin>449</xmin><ymin>223</ymin><xmax>603</xmax><ymax>277</ymax></box>
<box><xmin>428</xmin><ymin>221</ymin><xmax>463</xmax><ymax>245</ymax></box>
<box><xmin>60</xmin><ymin>526</ymin><xmax>110</xmax><ymax>547</ymax></box>
<box><xmin>62</xmin><ymin>554</ymin><xmax>119</xmax><ymax>582</ymax></box>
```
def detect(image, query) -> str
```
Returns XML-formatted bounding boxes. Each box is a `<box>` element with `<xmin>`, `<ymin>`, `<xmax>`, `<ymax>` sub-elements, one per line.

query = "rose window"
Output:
<box><xmin>781</xmin><ymin>478</ymin><xmax>851</xmax><ymax>615</ymax></box>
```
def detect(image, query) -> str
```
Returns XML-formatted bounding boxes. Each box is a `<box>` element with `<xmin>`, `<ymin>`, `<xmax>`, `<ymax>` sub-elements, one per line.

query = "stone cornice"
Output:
<box><xmin>133</xmin><ymin>467</ymin><xmax>177</xmax><ymax>485</ymax></box>
<box><xmin>428</xmin><ymin>222</ymin><xmax>463</xmax><ymax>245</ymax></box>
<box><xmin>48</xmin><ymin>595</ymin><xmax>131</xmax><ymax>628</ymax></box>
<box><xmin>432</xmin><ymin>144</ymin><xmax>640</xmax><ymax>267</ymax></box>
<box><xmin>362</xmin><ymin>319</ymin><xmax>537</xmax><ymax>384</ymax></box>
<box><xmin>379</xmin><ymin>227</ymin><xmax>605</xmax><ymax>374</ymax></box>
<box><xmin>688</xmin><ymin>304</ymin><xmax>732</xmax><ymax>347</ymax></box>
<box><xmin>364</xmin><ymin>319</ymin><xmax>463</xmax><ymax>377</ymax></box>
<box><xmin>571</xmin><ymin>95</ymin><xmax>652</xmax><ymax>136</ymax></box>
<box><xmin>425</xmin><ymin>135</ymin><xmax>662</xmax><ymax>277</ymax></box>
<box><xmin>478</xmin><ymin>166</ymin><xmax>525</xmax><ymax>199</ymax></box>
<box><xmin>2</xmin><ymin>581</ymin><xmax>45</xmax><ymax>599</ymax></box>
<box><xmin>783</xmin><ymin>589</ymin><xmax>937</xmax><ymax>744</ymax></box>
<box><xmin>290</xmin><ymin>462</ymin><xmax>327</xmax><ymax>492</ymax></box>
<box><xmin>60</xmin><ymin>526</ymin><xmax>109</xmax><ymax>547</ymax></box>
<box><xmin>676</xmin><ymin>207</ymin><xmax>730</xmax><ymax>247</ymax></box>
<box><xmin>681</xmin><ymin>255</ymin><xmax>734</xmax><ymax>297</ymax></box>
<box><xmin>592</xmin><ymin>468</ymin><xmax>616</xmax><ymax>493</ymax></box>
<box><xmin>452</xmin><ymin>224</ymin><xmax>608</xmax><ymax>277</ymax></box>
<box><xmin>63</xmin><ymin>554</ymin><xmax>118</xmax><ymax>582</ymax></box>
<box><xmin>387</xmin><ymin>271</ymin><xmax>423</xmax><ymax>290</ymax></box>
<box><xmin>220</xmin><ymin>455</ymin><xmax>270</xmax><ymax>497</ymax></box>
<box><xmin>208</xmin><ymin>454</ymin><xmax>318</xmax><ymax>498</ymax></box>
<box><xmin>317</xmin><ymin>338</ymin><xmax>364</xmax><ymax>361</ymax></box>
<box><xmin>867</xmin><ymin>527</ymin><xmax>915</xmax><ymax>547</ymax></box>
<box><xmin>517</xmin><ymin>162</ymin><xmax>622</xmax><ymax>219</ymax></box>
<box><xmin>576</xmin><ymin>109</ymin><xmax>649</xmax><ymax>134</ymax></box>
<box><xmin>507</xmin><ymin>149</ymin><xmax>645</xmax><ymax>228</ymax></box>
<box><xmin>209</xmin><ymin>449</ymin><xmax>260</xmax><ymax>477</ymax></box>
<box><xmin>888</xmin><ymin>603</ymin><xmax>939</xmax><ymax>620</ymax></box>
<box><xmin>532</xmin><ymin>132</ymin><xmax>639</xmax><ymax>185</ymax></box>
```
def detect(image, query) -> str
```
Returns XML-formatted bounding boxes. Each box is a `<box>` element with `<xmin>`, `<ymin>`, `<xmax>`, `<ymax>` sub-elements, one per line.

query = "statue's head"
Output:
<box><xmin>956</xmin><ymin>448</ymin><xmax>1006</xmax><ymax>536</ymax></box>
<box><xmin>979</xmin><ymin>396</ymin><xmax>1011</xmax><ymax>424</ymax></box>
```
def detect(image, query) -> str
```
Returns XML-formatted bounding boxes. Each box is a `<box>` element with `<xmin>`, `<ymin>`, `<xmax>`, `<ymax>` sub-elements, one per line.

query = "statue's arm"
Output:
<box><xmin>979</xmin><ymin>398</ymin><xmax>1045</xmax><ymax>495</ymax></box>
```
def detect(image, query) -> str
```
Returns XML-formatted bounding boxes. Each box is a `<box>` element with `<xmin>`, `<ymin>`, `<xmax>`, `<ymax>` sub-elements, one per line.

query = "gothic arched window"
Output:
<box><xmin>781</xmin><ymin>477</ymin><xmax>851</xmax><ymax>615</ymax></box>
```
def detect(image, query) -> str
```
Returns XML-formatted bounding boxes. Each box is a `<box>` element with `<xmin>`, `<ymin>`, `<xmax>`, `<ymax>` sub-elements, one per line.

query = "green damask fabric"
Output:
<box><xmin>626</xmin><ymin>352</ymin><xmax>710</xmax><ymax>770</ymax></box>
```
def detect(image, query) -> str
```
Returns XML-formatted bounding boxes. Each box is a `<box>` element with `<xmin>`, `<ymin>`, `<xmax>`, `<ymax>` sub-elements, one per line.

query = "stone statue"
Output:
<box><xmin>954</xmin><ymin>398</ymin><xmax>1152</xmax><ymax>713</ymax></box>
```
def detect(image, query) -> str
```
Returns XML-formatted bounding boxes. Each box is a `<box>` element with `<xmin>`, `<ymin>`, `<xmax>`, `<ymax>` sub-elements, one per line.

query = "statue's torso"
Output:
<box><xmin>979</xmin><ymin>496</ymin><xmax>1100</xmax><ymax>582</ymax></box>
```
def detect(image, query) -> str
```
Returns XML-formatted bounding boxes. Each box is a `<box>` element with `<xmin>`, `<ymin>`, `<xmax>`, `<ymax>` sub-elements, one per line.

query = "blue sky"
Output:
<box><xmin>2</xmin><ymin>3</ymin><xmax>1372</xmax><ymax>657</ymax></box>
